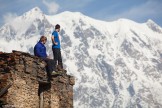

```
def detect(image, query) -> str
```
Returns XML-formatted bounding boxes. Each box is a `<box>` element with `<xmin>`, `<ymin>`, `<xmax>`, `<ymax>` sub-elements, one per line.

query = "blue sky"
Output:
<box><xmin>0</xmin><ymin>0</ymin><xmax>162</xmax><ymax>27</ymax></box>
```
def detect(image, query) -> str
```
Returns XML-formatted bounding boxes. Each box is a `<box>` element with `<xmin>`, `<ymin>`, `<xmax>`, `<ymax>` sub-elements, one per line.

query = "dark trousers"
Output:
<box><xmin>43</xmin><ymin>58</ymin><xmax>55</xmax><ymax>80</ymax></box>
<box><xmin>52</xmin><ymin>48</ymin><xmax>63</xmax><ymax>68</ymax></box>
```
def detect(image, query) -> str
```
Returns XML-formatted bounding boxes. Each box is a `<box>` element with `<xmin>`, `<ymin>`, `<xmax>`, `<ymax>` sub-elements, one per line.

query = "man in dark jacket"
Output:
<box><xmin>34</xmin><ymin>36</ymin><xmax>47</xmax><ymax>59</ymax></box>
<box><xmin>34</xmin><ymin>36</ymin><xmax>59</xmax><ymax>81</ymax></box>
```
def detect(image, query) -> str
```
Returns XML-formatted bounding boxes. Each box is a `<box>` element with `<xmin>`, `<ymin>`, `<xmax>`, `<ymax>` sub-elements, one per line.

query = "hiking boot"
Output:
<box><xmin>38</xmin><ymin>78</ymin><xmax>50</xmax><ymax>84</ymax></box>
<box><xmin>51</xmin><ymin>71</ymin><xmax>62</xmax><ymax>76</ymax></box>
<box><xmin>57</xmin><ymin>65</ymin><xmax>67</xmax><ymax>73</ymax></box>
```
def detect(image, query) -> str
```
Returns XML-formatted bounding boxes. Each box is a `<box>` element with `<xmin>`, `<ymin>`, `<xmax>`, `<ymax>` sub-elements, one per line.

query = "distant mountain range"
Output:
<box><xmin>0</xmin><ymin>7</ymin><xmax>162</xmax><ymax>108</ymax></box>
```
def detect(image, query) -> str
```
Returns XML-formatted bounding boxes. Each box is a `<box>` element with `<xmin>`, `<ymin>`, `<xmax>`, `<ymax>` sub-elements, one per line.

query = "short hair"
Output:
<box><xmin>55</xmin><ymin>24</ymin><xmax>60</xmax><ymax>29</ymax></box>
<box><xmin>40</xmin><ymin>36</ymin><xmax>47</xmax><ymax>42</ymax></box>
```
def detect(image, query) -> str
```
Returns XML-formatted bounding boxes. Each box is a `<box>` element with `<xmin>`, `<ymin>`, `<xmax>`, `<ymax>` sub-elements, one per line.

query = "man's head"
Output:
<box><xmin>40</xmin><ymin>36</ymin><xmax>47</xmax><ymax>44</ymax></box>
<box><xmin>55</xmin><ymin>24</ymin><xmax>60</xmax><ymax>32</ymax></box>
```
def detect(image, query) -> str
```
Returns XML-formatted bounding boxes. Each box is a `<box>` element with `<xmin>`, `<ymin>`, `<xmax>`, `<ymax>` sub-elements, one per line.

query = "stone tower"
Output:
<box><xmin>0</xmin><ymin>51</ymin><xmax>75</xmax><ymax>108</ymax></box>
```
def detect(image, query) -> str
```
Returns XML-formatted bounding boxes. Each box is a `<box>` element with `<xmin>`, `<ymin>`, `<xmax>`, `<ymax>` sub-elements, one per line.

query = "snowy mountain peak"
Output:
<box><xmin>0</xmin><ymin>6</ymin><xmax>52</xmax><ymax>42</ymax></box>
<box><xmin>21</xmin><ymin>7</ymin><xmax>45</xmax><ymax>20</ymax></box>
<box><xmin>30</xmin><ymin>7</ymin><xmax>42</xmax><ymax>12</ymax></box>
<box><xmin>27</xmin><ymin>7</ymin><xmax>43</xmax><ymax>15</ymax></box>
<box><xmin>46</xmin><ymin>11</ymin><xmax>95</xmax><ymax>30</ymax></box>
<box><xmin>146</xmin><ymin>19</ymin><xmax>162</xmax><ymax>33</ymax></box>
<box><xmin>54</xmin><ymin>11</ymin><xmax>88</xmax><ymax>21</ymax></box>
<box><xmin>147</xmin><ymin>19</ymin><xmax>156</xmax><ymax>24</ymax></box>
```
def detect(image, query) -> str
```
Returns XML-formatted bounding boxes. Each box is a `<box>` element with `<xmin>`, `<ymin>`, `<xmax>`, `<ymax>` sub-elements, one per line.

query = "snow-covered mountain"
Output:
<box><xmin>1</xmin><ymin>7</ymin><xmax>162</xmax><ymax>108</ymax></box>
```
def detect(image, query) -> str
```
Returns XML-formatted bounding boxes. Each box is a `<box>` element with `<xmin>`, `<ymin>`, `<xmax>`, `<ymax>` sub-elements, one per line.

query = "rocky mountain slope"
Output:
<box><xmin>0</xmin><ymin>7</ymin><xmax>162</xmax><ymax>108</ymax></box>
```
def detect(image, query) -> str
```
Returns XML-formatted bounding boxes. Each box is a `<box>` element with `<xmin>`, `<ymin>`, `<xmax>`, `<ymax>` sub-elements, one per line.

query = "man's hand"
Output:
<box><xmin>54</xmin><ymin>42</ymin><xmax>58</xmax><ymax>45</ymax></box>
<box><xmin>47</xmin><ymin>56</ymin><xmax>50</xmax><ymax>59</ymax></box>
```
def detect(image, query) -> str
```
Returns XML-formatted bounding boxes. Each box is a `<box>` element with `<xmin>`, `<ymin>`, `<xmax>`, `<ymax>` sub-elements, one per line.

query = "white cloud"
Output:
<box><xmin>3</xmin><ymin>13</ymin><xmax>18</xmax><ymax>24</ymax></box>
<box><xmin>42</xmin><ymin>0</ymin><xmax>59</xmax><ymax>14</ymax></box>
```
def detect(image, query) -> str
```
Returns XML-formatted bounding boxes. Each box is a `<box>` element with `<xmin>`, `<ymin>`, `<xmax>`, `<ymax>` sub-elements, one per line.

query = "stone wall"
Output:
<box><xmin>0</xmin><ymin>51</ymin><xmax>75</xmax><ymax>108</ymax></box>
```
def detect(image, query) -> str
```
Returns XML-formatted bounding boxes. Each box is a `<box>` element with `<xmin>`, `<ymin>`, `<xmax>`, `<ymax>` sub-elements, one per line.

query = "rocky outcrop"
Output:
<box><xmin>0</xmin><ymin>51</ymin><xmax>75</xmax><ymax>108</ymax></box>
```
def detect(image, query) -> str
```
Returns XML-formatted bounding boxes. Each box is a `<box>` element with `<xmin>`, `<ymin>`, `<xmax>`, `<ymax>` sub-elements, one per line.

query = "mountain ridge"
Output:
<box><xmin>1</xmin><ymin>7</ymin><xmax>162</xmax><ymax>30</ymax></box>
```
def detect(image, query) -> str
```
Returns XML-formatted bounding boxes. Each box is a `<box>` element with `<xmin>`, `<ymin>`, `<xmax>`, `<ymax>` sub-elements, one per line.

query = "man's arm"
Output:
<box><xmin>35</xmin><ymin>45</ymin><xmax>44</xmax><ymax>57</ymax></box>
<box><xmin>51</xmin><ymin>35</ymin><xmax>58</xmax><ymax>45</ymax></box>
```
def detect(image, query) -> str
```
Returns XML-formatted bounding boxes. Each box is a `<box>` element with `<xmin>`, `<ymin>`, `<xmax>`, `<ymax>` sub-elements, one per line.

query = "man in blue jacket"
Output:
<box><xmin>34</xmin><ymin>36</ymin><xmax>47</xmax><ymax>59</ymax></box>
<box><xmin>34</xmin><ymin>36</ymin><xmax>59</xmax><ymax>81</ymax></box>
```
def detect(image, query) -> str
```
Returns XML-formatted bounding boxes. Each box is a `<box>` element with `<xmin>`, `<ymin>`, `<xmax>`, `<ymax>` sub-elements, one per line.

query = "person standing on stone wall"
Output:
<box><xmin>34</xmin><ymin>36</ymin><xmax>60</xmax><ymax>82</ymax></box>
<box><xmin>51</xmin><ymin>24</ymin><xmax>66</xmax><ymax>72</ymax></box>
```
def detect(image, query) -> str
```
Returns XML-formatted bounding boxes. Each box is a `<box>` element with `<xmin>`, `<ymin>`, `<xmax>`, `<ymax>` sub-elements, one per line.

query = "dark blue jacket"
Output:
<box><xmin>34</xmin><ymin>41</ymin><xmax>47</xmax><ymax>59</ymax></box>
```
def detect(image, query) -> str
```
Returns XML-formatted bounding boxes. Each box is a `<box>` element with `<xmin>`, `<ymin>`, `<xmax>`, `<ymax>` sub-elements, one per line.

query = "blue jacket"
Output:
<box><xmin>34</xmin><ymin>41</ymin><xmax>47</xmax><ymax>59</ymax></box>
<box><xmin>52</xmin><ymin>31</ymin><xmax>60</xmax><ymax>49</ymax></box>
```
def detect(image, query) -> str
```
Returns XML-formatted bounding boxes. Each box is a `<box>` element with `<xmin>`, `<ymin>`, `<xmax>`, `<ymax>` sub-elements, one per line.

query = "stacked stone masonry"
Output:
<box><xmin>0</xmin><ymin>51</ymin><xmax>75</xmax><ymax>108</ymax></box>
